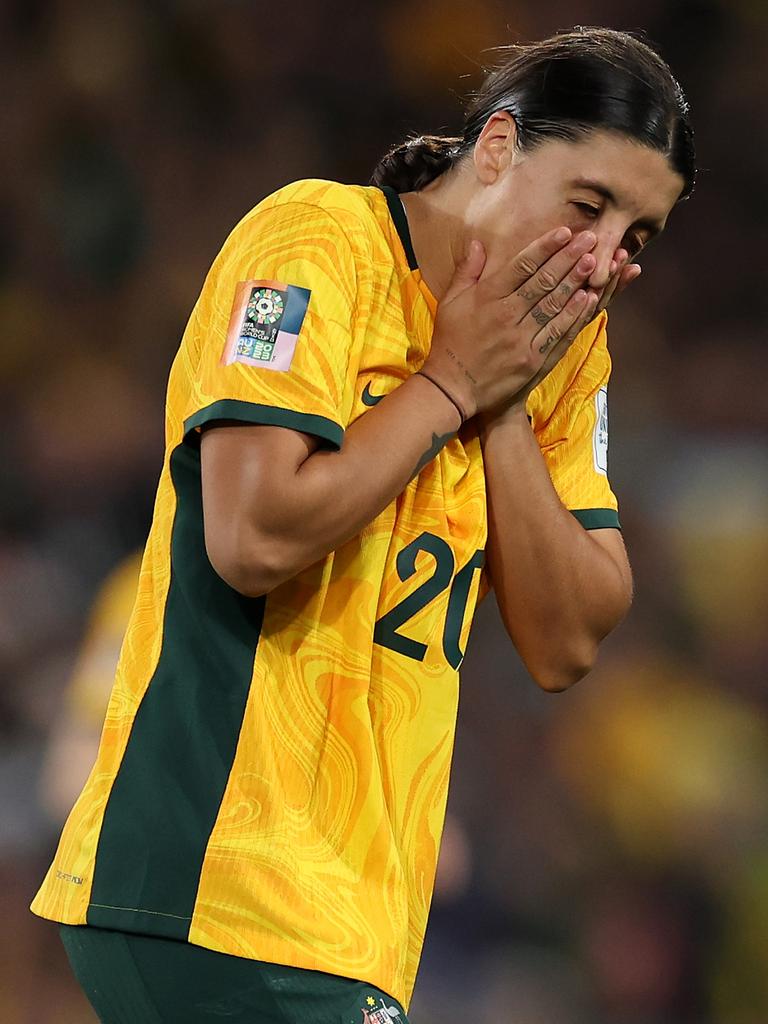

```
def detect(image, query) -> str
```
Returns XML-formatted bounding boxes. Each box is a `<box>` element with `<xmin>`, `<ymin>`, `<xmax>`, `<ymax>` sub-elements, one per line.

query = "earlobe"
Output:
<box><xmin>473</xmin><ymin>110</ymin><xmax>518</xmax><ymax>183</ymax></box>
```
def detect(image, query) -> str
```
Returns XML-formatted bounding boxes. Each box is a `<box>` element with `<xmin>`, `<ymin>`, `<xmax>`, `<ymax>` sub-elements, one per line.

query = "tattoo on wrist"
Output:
<box><xmin>444</xmin><ymin>347</ymin><xmax>478</xmax><ymax>386</ymax></box>
<box><xmin>410</xmin><ymin>430</ymin><xmax>455</xmax><ymax>480</ymax></box>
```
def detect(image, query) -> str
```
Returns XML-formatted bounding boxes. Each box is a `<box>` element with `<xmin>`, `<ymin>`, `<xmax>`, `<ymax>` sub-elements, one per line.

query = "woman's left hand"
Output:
<box><xmin>594</xmin><ymin>247</ymin><xmax>642</xmax><ymax>315</ymax></box>
<box><xmin>482</xmin><ymin>247</ymin><xmax>643</xmax><ymax>427</ymax></box>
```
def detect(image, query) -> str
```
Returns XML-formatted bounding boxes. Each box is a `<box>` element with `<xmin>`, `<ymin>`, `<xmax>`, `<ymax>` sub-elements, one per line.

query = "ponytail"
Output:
<box><xmin>370</xmin><ymin>134</ymin><xmax>463</xmax><ymax>193</ymax></box>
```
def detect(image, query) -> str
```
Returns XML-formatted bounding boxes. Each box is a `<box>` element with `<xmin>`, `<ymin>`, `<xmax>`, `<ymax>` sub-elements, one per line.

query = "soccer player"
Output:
<box><xmin>32</xmin><ymin>27</ymin><xmax>695</xmax><ymax>1024</ymax></box>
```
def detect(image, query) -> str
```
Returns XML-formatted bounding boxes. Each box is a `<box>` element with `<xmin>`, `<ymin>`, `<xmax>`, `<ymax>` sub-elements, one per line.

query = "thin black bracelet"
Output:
<box><xmin>416</xmin><ymin>369</ymin><xmax>467</xmax><ymax>426</ymax></box>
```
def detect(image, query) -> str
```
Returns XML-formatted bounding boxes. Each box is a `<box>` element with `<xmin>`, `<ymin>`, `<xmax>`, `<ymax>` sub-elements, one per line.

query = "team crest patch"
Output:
<box><xmin>222</xmin><ymin>279</ymin><xmax>310</xmax><ymax>371</ymax></box>
<box><xmin>356</xmin><ymin>994</ymin><xmax>404</xmax><ymax>1024</ymax></box>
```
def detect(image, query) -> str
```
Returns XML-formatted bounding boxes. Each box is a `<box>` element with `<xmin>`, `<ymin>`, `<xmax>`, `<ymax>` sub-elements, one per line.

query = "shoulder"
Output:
<box><xmin>236</xmin><ymin>179</ymin><xmax>385</xmax><ymax>256</ymax></box>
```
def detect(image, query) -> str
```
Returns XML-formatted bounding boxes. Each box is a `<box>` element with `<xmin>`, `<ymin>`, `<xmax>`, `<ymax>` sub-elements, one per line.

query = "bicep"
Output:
<box><xmin>587</xmin><ymin>526</ymin><xmax>633</xmax><ymax>602</ymax></box>
<box><xmin>200</xmin><ymin>422</ymin><xmax>320</xmax><ymax>583</ymax></box>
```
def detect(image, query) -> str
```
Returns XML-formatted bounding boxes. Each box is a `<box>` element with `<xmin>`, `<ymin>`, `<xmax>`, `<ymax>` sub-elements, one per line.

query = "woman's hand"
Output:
<box><xmin>597</xmin><ymin>247</ymin><xmax>642</xmax><ymax>316</ymax></box>
<box><xmin>509</xmin><ymin>248</ymin><xmax>641</xmax><ymax>410</ymax></box>
<box><xmin>422</xmin><ymin>228</ymin><xmax>637</xmax><ymax>419</ymax></box>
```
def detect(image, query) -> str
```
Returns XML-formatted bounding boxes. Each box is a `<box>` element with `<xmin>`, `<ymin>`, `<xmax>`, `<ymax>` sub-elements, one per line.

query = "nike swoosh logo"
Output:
<box><xmin>361</xmin><ymin>381</ymin><xmax>386</xmax><ymax>406</ymax></box>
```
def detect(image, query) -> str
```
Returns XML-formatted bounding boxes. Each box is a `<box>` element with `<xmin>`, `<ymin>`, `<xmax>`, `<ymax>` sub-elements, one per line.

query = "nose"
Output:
<box><xmin>586</xmin><ymin>232</ymin><xmax>621</xmax><ymax>291</ymax></box>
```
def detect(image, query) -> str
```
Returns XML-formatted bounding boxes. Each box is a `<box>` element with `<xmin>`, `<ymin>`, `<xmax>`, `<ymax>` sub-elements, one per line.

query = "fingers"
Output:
<box><xmin>596</xmin><ymin>253</ymin><xmax>642</xmax><ymax>315</ymax></box>
<box><xmin>614</xmin><ymin>263</ymin><xmax>642</xmax><ymax>299</ymax></box>
<box><xmin>595</xmin><ymin>249</ymin><xmax>628</xmax><ymax>313</ymax></box>
<box><xmin>515</xmin><ymin>231</ymin><xmax>597</xmax><ymax>315</ymax></box>
<box><xmin>481</xmin><ymin>226</ymin><xmax>574</xmax><ymax>298</ymax></box>
<box><xmin>513</xmin><ymin>287</ymin><xmax>600</xmax><ymax>405</ymax></box>
<box><xmin>534</xmin><ymin>288</ymin><xmax>600</xmax><ymax>361</ymax></box>
<box><xmin>523</xmin><ymin>247</ymin><xmax>596</xmax><ymax>332</ymax></box>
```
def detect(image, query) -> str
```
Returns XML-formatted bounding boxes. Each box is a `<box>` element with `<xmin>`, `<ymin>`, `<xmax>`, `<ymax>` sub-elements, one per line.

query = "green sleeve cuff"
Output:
<box><xmin>183</xmin><ymin>399</ymin><xmax>344</xmax><ymax>450</ymax></box>
<box><xmin>570</xmin><ymin>508</ymin><xmax>621</xmax><ymax>530</ymax></box>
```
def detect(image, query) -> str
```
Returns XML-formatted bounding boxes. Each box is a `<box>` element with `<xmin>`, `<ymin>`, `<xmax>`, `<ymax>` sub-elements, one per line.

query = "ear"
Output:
<box><xmin>473</xmin><ymin>111</ymin><xmax>518</xmax><ymax>184</ymax></box>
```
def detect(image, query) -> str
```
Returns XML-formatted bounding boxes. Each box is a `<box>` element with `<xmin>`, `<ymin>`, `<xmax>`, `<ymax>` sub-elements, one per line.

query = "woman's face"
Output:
<box><xmin>465</xmin><ymin>115</ymin><xmax>686</xmax><ymax>300</ymax></box>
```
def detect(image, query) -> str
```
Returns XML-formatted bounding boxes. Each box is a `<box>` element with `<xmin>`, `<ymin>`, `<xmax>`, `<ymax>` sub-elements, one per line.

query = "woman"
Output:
<box><xmin>32</xmin><ymin>26</ymin><xmax>695</xmax><ymax>1024</ymax></box>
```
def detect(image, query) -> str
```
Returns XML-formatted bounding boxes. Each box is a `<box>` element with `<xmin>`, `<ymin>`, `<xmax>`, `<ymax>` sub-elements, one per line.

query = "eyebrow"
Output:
<box><xmin>570</xmin><ymin>177</ymin><xmax>665</xmax><ymax>238</ymax></box>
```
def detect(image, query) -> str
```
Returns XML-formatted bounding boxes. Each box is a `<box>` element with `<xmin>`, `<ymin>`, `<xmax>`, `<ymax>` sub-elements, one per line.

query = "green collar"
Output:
<box><xmin>380</xmin><ymin>185</ymin><xmax>418</xmax><ymax>271</ymax></box>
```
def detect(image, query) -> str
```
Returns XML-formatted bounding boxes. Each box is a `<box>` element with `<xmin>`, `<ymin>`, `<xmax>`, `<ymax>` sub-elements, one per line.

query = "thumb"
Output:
<box><xmin>444</xmin><ymin>239</ymin><xmax>486</xmax><ymax>301</ymax></box>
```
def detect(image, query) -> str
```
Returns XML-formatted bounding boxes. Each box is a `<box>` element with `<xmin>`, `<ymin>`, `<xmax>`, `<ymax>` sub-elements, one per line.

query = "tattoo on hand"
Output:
<box><xmin>519</xmin><ymin>287</ymin><xmax>536</xmax><ymax>301</ymax></box>
<box><xmin>538</xmin><ymin>335</ymin><xmax>556</xmax><ymax>355</ymax></box>
<box><xmin>531</xmin><ymin>307</ymin><xmax>550</xmax><ymax>328</ymax></box>
<box><xmin>410</xmin><ymin>430</ymin><xmax>455</xmax><ymax>479</ymax></box>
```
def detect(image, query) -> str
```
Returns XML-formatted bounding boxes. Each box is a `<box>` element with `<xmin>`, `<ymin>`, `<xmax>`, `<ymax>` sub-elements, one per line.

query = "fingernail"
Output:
<box><xmin>555</xmin><ymin>227</ymin><xmax>571</xmax><ymax>243</ymax></box>
<box><xmin>578</xmin><ymin>254</ymin><xmax>596</xmax><ymax>273</ymax></box>
<box><xmin>609</xmin><ymin>260</ymin><xmax>617</xmax><ymax>274</ymax></box>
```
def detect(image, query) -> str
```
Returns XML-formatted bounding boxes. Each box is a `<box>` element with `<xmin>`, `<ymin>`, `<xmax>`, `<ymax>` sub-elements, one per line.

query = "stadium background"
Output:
<box><xmin>1</xmin><ymin>1</ymin><xmax>766</xmax><ymax>1021</ymax></box>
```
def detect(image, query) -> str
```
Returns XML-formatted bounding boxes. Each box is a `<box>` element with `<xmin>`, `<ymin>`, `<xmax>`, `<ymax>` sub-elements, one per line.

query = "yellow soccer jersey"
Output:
<box><xmin>31</xmin><ymin>179</ymin><xmax>618</xmax><ymax>1008</ymax></box>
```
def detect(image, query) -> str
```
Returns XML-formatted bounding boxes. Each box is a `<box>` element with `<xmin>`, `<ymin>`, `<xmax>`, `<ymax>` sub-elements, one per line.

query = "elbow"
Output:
<box><xmin>524</xmin><ymin>637</ymin><xmax>599</xmax><ymax>693</ymax></box>
<box><xmin>205</xmin><ymin>529</ymin><xmax>295</xmax><ymax>598</ymax></box>
<box><xmin>517</xmin><ymin>595</ymin><xmax>632</xmax><ymax>693</ymax></box>
<box><xmin>210</xmin><ymin>562</ymin><xmax>278</xmax><ymax>600</ymax></box>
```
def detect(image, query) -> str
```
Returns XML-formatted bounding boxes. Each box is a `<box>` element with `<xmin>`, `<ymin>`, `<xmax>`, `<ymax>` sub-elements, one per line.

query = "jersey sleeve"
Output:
<box><xmin>182</xmin><ymin>199</ymin><xmax>359</xmax><ymax>450</ymax></box>
<box><xmin>528</xmin><ymin>312</ymin><xmax>620</xmax><ymax>531</ymax></box>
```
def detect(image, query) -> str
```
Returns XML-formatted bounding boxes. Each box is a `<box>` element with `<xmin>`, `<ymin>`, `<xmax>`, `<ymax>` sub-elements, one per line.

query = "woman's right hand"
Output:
<box><xmin>422</xmin><ymin>227</ymin><xmax>603</xmax><ymax>419</ymax></box>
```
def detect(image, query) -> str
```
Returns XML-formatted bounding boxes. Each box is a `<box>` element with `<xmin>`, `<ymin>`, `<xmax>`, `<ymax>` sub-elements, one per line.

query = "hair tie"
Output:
<box><xmin>416</xmin><ymin>369</ymin><xmax>468</xmax><ymax>426</ymax></box>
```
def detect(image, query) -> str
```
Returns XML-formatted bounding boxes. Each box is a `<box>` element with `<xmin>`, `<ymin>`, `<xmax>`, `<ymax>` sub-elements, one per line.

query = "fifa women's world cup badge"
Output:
<box><xmin>249</xmin><ymin>287</ymin><xmax>284</xmax><ymax>328</ymax></box>
<box><xmin>222</xmin><ymin>278</ymin><xmax>311</xmax><ymax>371</ymax></box>
<box><xmin>593</xmin><ymin>385</ymin><xmax>609</xmax><ymax>475</ymax></box>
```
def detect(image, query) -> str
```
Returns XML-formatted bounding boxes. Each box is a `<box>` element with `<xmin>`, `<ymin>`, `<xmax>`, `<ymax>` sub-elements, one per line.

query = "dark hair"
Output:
<box><xmin>372</xmin><ymin>27</ymin><xmax>696</xmax><ymax>199</ymax></box>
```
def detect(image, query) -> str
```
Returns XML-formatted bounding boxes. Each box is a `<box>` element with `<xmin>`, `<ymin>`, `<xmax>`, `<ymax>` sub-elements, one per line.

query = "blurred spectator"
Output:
<box><xmin>39</xmin><ymin>551</ymin><xmax>142</xmax><ymax>824</ymax></box>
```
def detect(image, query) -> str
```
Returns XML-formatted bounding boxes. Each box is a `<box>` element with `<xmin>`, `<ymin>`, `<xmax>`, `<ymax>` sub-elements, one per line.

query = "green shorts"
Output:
<box><xmin>59</xmin><ymin>925</ymin><xmax>409</xmax><ymax>1024</ymax></box>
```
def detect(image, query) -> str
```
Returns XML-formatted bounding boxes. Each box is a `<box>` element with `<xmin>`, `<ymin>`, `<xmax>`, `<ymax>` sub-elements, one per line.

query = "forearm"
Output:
<box><xmin>481</xmin><ymin>405</ymin><xmax>632</xmax><ymax>690</ymax></box>
<box><xmin>239</xmin><ymin>374</ymin><xmax>459</xmax><ymax>592</ymax></box>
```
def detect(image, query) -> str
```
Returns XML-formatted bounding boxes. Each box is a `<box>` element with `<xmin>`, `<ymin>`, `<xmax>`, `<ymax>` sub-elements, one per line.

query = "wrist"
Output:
<box><xmin>420</xmin><ymin>356</ymin><xmax>477</xmax><ymax>421</ymax></box>
<box><xmin>409</xmin><ymin>371</ymin><xmax>463</xmax><ymax>432</ymax></box>
<box><xmin>479</xmin><ymin>399</ymin><xmax>531</xmax><ymax>439</ymax></box>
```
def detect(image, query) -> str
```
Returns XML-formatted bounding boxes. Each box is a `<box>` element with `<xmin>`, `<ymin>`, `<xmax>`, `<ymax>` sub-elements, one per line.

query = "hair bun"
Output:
<box><xmin>371</xmin><ymin>135</ymin><xmax>463</xmax><ymax>192</ymax></box>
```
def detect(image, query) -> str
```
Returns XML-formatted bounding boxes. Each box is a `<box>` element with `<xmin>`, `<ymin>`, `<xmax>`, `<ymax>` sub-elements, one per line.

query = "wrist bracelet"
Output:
<box><xmin>416</xmin><ymin>369</ymin><xmax>468</xmax><ymax>426</ymax></box>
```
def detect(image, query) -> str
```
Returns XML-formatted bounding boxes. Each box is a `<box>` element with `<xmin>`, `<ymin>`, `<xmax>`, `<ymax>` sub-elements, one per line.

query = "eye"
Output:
<box><xmin>572</xmin><ymin>202</ymin><xmax>600</xmax><ymax>218</ymax></box>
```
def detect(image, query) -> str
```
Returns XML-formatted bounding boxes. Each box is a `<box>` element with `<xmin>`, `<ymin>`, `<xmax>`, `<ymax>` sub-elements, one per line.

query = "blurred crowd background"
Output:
<box><xmin>1</xmin><ymin>0</ymin><xmax>766</xmax><ymax>1021</ymax></box>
